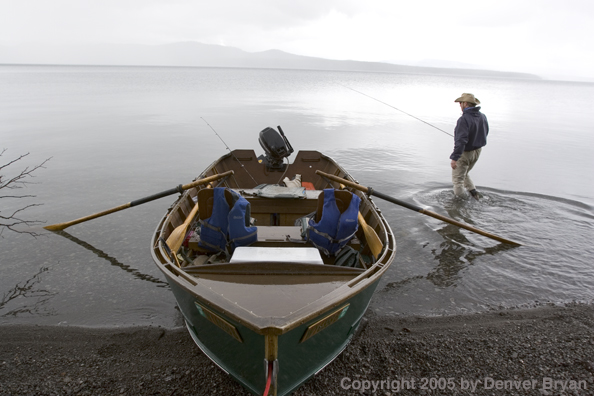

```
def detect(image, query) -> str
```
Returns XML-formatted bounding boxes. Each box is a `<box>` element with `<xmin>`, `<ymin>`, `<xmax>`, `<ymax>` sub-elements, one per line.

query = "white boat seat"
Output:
<box><xmin>230</xmin><ymin>247</ymin><xmax>324</xmax><ymax>265</ymax></box>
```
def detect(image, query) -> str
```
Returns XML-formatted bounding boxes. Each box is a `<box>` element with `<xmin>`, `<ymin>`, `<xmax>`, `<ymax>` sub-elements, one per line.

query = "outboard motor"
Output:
<box><xmin>258</xmin><ymin>126</ymin><xmax>294</xmax><ymax>171</ymax></box>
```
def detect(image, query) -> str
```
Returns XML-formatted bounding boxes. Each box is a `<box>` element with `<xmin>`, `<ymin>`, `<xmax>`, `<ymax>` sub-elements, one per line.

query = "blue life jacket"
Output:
<box><xmin>228</xmin><ymin>196</ymin><xmax>257</xmax><ymax>249</ymax></box>
<box><xmin>307</xmin><ymin>189</ymin><xmax>360</xmax><ymax>256</ymax></box>
<box><xmin>199</xmin><ymin>188</ymin><xmax>231</xmax><ymax>252</ymax></box>
<box><xmin>199</xmin><ymin>188</ymin><xmax>257</xmax><ymax>252</ymax></box>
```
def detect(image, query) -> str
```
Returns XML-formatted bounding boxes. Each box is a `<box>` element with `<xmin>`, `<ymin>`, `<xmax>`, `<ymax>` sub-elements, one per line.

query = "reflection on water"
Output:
<box><xmin>54</xmin><ymin>230</ymin><xmax>169</xmax><ymax>287</ymax></box>
<box><xmin>427</xmin><ymin>223</ymin><xmax>517</xmax><ymax>288</ymax></box>
<box><xmin>425</xmin><ymin>190</ymin><xmax>519</xmax><ymax>287</ymax></box>
<box><xmin>0</xmin><ymin>267</ymin><xmax>57</xmax><ymax>317</ymax></box>
<box><xmin>373</xmin><ymin>187</ymin><xmax>594</xmax><ymax>316</ymax></box>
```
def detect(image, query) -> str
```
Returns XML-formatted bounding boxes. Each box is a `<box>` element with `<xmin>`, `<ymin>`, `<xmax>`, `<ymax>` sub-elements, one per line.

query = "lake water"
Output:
<box><xmin>1</xmin><ymin>65</ymin><xmax>593</xmax><ymax>327</ymax></box>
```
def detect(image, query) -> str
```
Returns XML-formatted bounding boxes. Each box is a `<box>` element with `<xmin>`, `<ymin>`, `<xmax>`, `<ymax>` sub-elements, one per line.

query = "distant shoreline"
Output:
<box><xmin>0</xmin><ymin>61</ymin><xmax>544</xmax><ymax>84</ymax></box>
<box><xmin>0</xmin><ymin>41</ymin><xmax>542</xmax><ymax>81</ymax></box>
<box><xmin>5</xmin><ymin>62</ymin><xmax>594</xmax><ymax>83</ymax></box>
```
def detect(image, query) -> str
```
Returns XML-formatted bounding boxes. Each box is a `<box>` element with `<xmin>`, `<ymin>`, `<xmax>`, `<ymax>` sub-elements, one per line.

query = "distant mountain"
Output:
<box><xmin>0</xmin><ymin>41</ymin><xmax>541</xmax><ymax>80</ymax></box>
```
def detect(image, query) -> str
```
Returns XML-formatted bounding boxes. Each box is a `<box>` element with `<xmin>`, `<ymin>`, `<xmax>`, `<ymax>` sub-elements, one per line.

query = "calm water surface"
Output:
<box><xmin>1</xmin><ymin>65</ymin><xmax>593</xmax><ymax>327</ymax></box>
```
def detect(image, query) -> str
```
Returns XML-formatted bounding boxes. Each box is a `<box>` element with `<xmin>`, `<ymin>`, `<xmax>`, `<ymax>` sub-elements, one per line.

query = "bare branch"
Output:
<box><xmin>0</xmin><ymin>266</ymin><xmax>57</xmax><ymax>317</ymax></box>
<box><xmin>0</xmin><ymin>149</ymin><xmax>51</xmax><ymax>237</ymax></box>
<box><xmin>0</xmin><ymin>195</ymin><xmax>36</xmax><ymax>199</ymax></box>
<box><xmin>0</xmin><ymin>153</ymin><xmax>28</xmax><ymax>170</ymax></box>
<box><xmin>0</xmin><ymin>204</ymin><xmax>45</xmax><ymax>237</ymax></box>
<box><xmin>0</xmin><ymin>151</ymin><xmax>51</xmax><ymax>191</ymax></box>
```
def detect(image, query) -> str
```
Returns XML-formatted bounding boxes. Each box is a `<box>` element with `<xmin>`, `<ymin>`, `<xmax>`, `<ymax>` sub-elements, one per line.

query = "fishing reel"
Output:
<box><xmin>258</xmin><ymin>126</ymin><xmax>294</xmax><ymax>171</ymax></box>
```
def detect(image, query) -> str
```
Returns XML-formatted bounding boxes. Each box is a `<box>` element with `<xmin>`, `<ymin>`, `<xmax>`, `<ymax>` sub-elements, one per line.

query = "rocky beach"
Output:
<box><xmin>2</xmin><ymin>304</ymin><xmax>593</xmax><ymax>395</ymax></box>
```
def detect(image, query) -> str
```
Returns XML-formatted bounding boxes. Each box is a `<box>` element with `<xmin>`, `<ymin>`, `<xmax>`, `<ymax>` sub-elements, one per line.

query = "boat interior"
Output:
<box><xmin>151</xmin><ymin>132</ymin><xmax>396</xmax><ymax>328</ymax></box>
<box><xmin>148</xmin><ymin>128</ymin><xmax>397</xmax><ymax>396</ymax></box>
<box><xmin>155</xmin><ymin>149</ymin><xmax>390</xmax><ymax>273</ymax></box>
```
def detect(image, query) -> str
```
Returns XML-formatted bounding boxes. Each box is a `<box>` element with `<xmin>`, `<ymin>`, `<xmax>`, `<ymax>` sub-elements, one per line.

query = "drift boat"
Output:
<box><xmin>150</xmin><ymin>127</ymin><xmax>396</xmax><ymax>396</ymax></box>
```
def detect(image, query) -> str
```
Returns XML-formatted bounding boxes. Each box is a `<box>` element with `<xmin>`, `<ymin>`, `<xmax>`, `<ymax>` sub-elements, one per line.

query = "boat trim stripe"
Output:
<box><xmin>195</xmin><ymin>302</ymin><xmax>243</xmax><ymax>343</ymax></box>
<box><xmin>300</xmin><ymin>304</ymin><xmax>350</xmax><ymax>343</ymax></box>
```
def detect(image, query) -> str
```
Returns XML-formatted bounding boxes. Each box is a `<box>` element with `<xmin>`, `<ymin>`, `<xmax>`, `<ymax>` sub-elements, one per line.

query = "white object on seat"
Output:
<box><xmin>230</xmin><ymin>247</ymin><xmax>324</xmax><ymax>264</ymax></box>
<box><xmin>283</xmin><ymin>174</ymin><xmax>302</xmax><ymax>188</ymax></box>
<box><xmin>238</xmin><ymin>188</ymin><xmax>321</xmax><ymax>200</ymax></box>
<box><xmin>255</xmin><ymin>185</ymin><xmax>306</xmax><ymax>199</ymax></box>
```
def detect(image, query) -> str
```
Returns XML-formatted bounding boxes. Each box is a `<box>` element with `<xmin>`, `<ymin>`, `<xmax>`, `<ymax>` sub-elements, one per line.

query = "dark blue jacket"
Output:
<box><xmin>450</xmin><ymin>106</ymin><xmax>489</xmax><ymax>161</ymax></box>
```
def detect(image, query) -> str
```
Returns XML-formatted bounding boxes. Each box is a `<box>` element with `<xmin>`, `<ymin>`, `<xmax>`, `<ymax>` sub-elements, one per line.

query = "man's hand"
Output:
<box><xmin>450</xmin><ymin>159</ymin><xmax>457</xmax><ymax>170</ymax></box>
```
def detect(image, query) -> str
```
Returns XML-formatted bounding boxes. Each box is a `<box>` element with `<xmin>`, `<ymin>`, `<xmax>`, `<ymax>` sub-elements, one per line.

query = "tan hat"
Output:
<box><xmin>454</xmin><ymin>93</ymin><xmax>480</xmax><ymax>105</ymax></box>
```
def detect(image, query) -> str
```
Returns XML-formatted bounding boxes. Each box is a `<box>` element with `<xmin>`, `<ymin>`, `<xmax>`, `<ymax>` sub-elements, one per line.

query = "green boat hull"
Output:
<box><xmin>166</xmin><ymin>274</ymin><xmax>380</xmax><ymax>396</ymax></box>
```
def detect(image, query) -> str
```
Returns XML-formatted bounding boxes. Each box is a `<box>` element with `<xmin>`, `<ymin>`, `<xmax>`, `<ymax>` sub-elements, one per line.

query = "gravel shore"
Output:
<box><xmin>2</xmin><ymin>304</ymin><xmax>593</xmax><ymax>395</ymax></box>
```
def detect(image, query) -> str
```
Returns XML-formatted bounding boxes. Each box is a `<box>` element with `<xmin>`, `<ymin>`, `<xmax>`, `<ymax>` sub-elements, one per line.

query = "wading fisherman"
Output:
<box><xmin>450</xmin><ymin>93</ymin><xmax>489</xmax><ymax>200</ymax></box>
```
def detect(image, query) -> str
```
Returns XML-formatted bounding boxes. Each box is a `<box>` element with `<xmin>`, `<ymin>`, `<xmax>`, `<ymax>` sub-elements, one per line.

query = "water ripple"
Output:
<box><xmin>372</xmin><ymin>186</ymin><xmax>594</xmax><ymax>316</ymax></box>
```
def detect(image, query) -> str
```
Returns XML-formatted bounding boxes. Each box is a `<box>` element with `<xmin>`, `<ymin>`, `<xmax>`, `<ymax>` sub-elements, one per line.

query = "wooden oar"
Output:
<box><xmin>166</xmin><ymin>202</ymin><xmax>199</xmax><ymax>253</ymax></box>
<box><xmin>357</xmin><ymin>212</ymin><xmax>383</xmax><ymax>259</ymax></box>
<box><xmin>44</xmin><ymin>171</ymin><xmax>233</xmax><ymax>231</ymax></box>
<box><xmin>318</xmin><ymin>170</ymin><xmax>521</xmax><ymax>246</ymax></box>
<box><xmin>338</xmin><ymin>182</ymin><xmax>383</xmax><ymax>259</ymax></box>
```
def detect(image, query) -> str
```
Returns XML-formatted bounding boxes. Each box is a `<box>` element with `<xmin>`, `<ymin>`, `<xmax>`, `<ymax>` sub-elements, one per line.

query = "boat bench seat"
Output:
<box><xmin>238</xmin><ymin>188</ymin><xmax>321</xmax><ymax>200</ymax></box>
<box><xmin>251</xmin><ymin>226</ymin><xmax>305</xmax><ymax>248</ymax></box>
<box><xmin>256</xmin><ymin>226</ymin><xmax>302</xmax><ymax>241</ymax></box>
<box><xmin>238</xmin><ymin>188</ymin><xmax>321</xmax><ymax>226</ymax></box>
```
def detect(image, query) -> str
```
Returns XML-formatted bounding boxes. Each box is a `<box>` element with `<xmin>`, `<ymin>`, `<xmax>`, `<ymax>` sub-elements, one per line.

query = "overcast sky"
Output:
<box><xmin>1</xmin><ymin>0</ymin><xmax>593</xmax><ymax>80</ymax></box>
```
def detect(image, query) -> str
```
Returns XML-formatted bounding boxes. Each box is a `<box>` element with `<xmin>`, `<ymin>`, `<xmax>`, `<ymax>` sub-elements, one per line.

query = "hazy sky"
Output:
<box><xmin>2</xmin><ymin>0</ymin><xmax>593</xmax><ymax>80</ymax></box>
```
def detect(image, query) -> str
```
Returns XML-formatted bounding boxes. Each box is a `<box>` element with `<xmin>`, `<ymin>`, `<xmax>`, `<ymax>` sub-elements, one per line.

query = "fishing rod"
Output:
<box><xmin>339</xmin><ymin>84</ymin><xmax>454</xmax><ymax>137</ymax></box>
<box><xmin>200</xmin><ymin>117</ymin><xmax>259</xmax><ymax>185</ymax></box>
